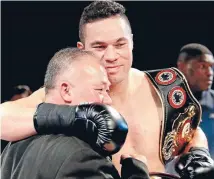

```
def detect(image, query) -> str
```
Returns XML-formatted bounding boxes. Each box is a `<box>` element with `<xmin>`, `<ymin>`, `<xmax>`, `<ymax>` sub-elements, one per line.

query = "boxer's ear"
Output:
<box><xmin>77</xmin><ymin>41</ymin><xmax>84</xmax><ymax>49</ymax></box>
<box><xmin>60</xmin><ymin>82</ymin><xmax>73</xmax><ymax>103</ymax></box>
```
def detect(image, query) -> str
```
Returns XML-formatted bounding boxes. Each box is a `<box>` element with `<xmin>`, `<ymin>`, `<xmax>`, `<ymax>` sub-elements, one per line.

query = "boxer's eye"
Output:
<box><xmin>115</xmin><ymin>43</ymin><xmax>126</xmax><ymax>48</ymax></box>
<box><xmin>93</xmin><ymin>46</ymin><xmax>105</xmax><ymax>50</ymax></box>
<box><xmin>95</xmin><ymin>89</ymin><xmax>103</xmax><ymax>92</ymax></box>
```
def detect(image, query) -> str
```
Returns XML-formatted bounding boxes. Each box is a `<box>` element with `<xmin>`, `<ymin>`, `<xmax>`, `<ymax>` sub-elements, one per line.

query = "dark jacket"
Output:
<box><xmin>199</xmin><ymin>89</ymin><xmax>214</xmax><ymax>159</ymax></box>
<box><xmin>1</xmin><ymin>134</ymin><xmax>120</xmax><ymax>179</ymax></box>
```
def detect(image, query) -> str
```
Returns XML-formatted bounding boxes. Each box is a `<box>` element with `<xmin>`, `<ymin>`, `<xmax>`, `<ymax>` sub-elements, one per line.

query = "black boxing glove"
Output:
<box><xmin>175</xmin><ymin>147</ymin><xmax>214</xmax><ymax>179</ymax></box>
<box><xmin>120</xmin><ymin>157</ymin><xmax>150</xmax><ymax>179</ymax></box>
<box><xmin>33</xmin><ymin>103</ymin><xmax>128</xmax><ymax>155</ymax></box>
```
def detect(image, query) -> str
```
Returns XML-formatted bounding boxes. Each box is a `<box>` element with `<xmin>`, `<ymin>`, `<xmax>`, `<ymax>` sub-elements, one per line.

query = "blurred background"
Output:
<box><xmin>2</xmin><ymin>1</ymin><xmax>214</xmax><ymax>101</ymax></box>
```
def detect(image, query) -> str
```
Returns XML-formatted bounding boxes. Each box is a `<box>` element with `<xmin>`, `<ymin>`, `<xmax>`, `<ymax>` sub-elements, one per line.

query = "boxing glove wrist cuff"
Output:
<box><xmin>189</xmin><ymin>147</ymin><xmax>210</xmax><ymax>157</ymax></box>
<box><xmin>33</xmin><ymin>103</ymin><xmax>76</xmax><ymax>134</ymax></box>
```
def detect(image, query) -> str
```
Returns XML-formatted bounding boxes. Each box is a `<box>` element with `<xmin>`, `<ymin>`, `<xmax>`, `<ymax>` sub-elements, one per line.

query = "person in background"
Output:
<box><xmin>177</xmin><ymin>43</ymin><xmax>214</xmax><ymax>159</ymax></box>
<box><xmin>10</xmin><ymin>85</ymin><xmax>32</xmax><ymax>101</ymax></box>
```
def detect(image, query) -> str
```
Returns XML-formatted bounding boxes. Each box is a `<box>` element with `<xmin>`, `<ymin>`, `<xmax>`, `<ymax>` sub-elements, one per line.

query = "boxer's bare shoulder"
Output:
<box><xmin>129</xmin><ymin>68</ymin><xmax>163</xmax><ymax>111</ymax></box>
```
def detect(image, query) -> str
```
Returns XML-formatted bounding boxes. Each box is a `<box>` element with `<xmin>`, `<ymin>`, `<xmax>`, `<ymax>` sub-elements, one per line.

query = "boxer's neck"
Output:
<box><xmin>109</xmin><ymin>76</ymin><xmax>130</xmax><ymax>102</ymax></box>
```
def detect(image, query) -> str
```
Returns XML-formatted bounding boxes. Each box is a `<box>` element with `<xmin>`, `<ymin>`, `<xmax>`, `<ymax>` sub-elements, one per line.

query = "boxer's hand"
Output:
<box><xmin>33</xmin><ymin>103</ymin><xmax>128</xmax><ymax>155</ymax></box>
<box><xmin>120</xmin><ymin>154</ymin><xmax>150</xmax><ymax>179</ymax></box>
<box><xmin>175</xmin><ymin>147</ymin><xmax>214</xmax><ymax>179</ymax></box>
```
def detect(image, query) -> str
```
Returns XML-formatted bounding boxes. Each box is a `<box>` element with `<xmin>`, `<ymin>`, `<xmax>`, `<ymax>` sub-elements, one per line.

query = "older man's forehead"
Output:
<box><xmin>84</xmin><ymin>63</ymin><xmax>108</xmax><ymax>81</ymax></box>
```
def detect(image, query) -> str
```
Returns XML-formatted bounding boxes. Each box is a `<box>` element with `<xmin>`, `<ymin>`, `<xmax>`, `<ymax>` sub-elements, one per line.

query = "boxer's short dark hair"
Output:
<box><xmin>44</xmin><ymin>47</ymin><xmax>94</xmax><ymax>93</ymax></box>
<box><xmin>79</xmin><ymin>0</ymin><xmax>132</xmax><ymax>43</ymax></box>
<box><xmin>177</xmin><ymin>43</ymin><xmax>213</xmax><ymax>62</ymax></box>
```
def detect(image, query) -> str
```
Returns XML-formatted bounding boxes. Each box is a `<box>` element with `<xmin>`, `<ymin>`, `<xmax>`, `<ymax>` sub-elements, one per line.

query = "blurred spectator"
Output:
<box><xmin>165</xmin><ymin>43</ymin><xmax>214</xmax><ymax>176</ymax></box>
<box><xmin>176</xmin><ymin>43</ymin><xmax>214</xmax><ymax>159</ymax></box>
<box><xmin>1</xmin><ymin>85</ymin><xmax>32</xmax><ymax>153</ymax></box>
<box><xmin>10</xmin><ymin>85</ymin><xmax>32</xmax><ymax>101</ymax></box>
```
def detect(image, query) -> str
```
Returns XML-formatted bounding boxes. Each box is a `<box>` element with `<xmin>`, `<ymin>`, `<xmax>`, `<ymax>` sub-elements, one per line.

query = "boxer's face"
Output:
<box><xmin>78</xmin><ymin>15</ymin><xmax>133</xmax><ymax>85</ymax></box>
<box><xmin>62</xmin><ymin>56</ymin><xmax>112</xmax><ymax>105</ymax></box>
<box><xmin>183</xmin><ymin>54</ymin><xmax>214</xmax><ymax>92</ymax></box>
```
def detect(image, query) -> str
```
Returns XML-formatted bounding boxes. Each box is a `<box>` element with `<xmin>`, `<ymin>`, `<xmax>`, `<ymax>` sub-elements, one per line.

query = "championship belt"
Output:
<box><xmin>144</xmin><ymin>67</ymin><xmax>202</xmax><ymax>165</ymax></box>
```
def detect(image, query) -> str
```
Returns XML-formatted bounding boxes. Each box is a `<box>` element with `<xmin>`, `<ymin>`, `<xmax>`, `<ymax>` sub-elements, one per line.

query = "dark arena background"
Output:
<box><xmin>2</xmin><ymin>1</ymin><xmax>214</xmax><ymax>102</ymax></box>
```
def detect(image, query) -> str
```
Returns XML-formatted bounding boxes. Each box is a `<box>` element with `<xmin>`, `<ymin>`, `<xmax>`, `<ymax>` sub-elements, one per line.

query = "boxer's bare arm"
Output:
<box><xmin>183</xmin><ymin>127</ymin><xmax>208</xmax><ymax>153</ymax></box>
<box><xmin>0</xmin><ymin>88</ymin><xmax>45</xmax><ymax>141</ymax></box>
